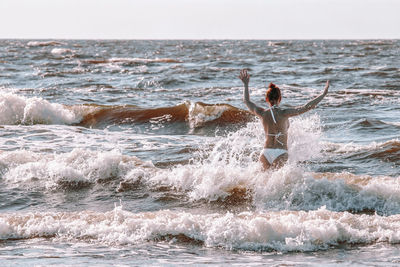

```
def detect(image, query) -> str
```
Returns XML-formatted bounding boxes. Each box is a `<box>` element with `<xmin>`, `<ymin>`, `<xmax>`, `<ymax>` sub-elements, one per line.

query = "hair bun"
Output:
<box><xmin>266</xmin><ymin>82</ymin><xmax>281</xmax><ymax>106</ymax></box>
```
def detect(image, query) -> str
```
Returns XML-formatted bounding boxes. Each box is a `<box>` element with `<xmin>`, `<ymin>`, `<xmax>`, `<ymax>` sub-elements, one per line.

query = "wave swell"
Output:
<box><xmin>79</xmin><ymin>101</ymin><xmax>252</xmax><ymax>128</ymax></box>
<box><xmin>27</xmin><ymin>41</ymin><xmax>63</xmax><ymax>47</ymax></box>
<box><xmin>326</xmin><ymin>139</ymin><xmax>400</xmax><ymax>163</ymax></box>
<box><xmin>0</xmin><ymin>93</ymin><xmax>251</xmax><ymax>128</ymax></box>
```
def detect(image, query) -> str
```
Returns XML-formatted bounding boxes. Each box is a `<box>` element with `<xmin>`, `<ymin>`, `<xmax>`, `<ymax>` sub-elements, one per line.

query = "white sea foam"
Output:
<box><xmin>257</xmin><ymin>168</ymin><xmax>400</xmax><ymax>214</ymax></box>
<box><xmin>1</xmin><ymin>206</ymin><xmax>400</xmax><ymax>252</ymax></box>
<box><xmin>0</xmin><ymin>149</ymin><xmax>152</xmax><ymax>189</ymax></box>
<box><xmin>51</xmin><ymin>48</ymin><xmax>74</xmax><ymax>55</ymax></box>
<box><xmin>0</xmin><ymin>93</ymin><xmax>81</xmax><ymax>125</ymax></box>
<box><xmin>146</xmin><ymin>115</ymin><xmax>322</xmax><ymax>200</ymax></box>
<box><xmin>108</xmin><ymin>57</ymin><xmax>181</xmax><ymax>64</ymax></box>
<box><xmin>187</xmin><ymin>102</ymin><xmax>229</xmax><ymax>128</ymax></box>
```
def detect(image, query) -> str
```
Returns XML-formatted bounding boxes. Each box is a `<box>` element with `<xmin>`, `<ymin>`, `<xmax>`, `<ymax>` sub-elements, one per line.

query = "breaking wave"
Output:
<box><xmin>79</xmin><ymin>101</ymin><xmax>252</xmax><ymax>128</ymax></box>
<box><xmin>0</xmin><ymin>93</ymin><xmax>84</xmax><ymax>125</ymax></box>
<box><xmin>1</xmin><ymin>206</ymin><xmax>400</xmax><ymax>252</ymax></box>
<box><xmin>2</xmin><ymin>115</ymin><xmax>400</xmax><ymax>215</ymax></box>
<box><xmin>0</xmin><ymin>93</ymin><xmax>251</xmax><ymax>128</ymax></box>
<box><xmin>0</xmin><ymin>149</ymin><xmax>153</xmax><ymax>190</ymax></box>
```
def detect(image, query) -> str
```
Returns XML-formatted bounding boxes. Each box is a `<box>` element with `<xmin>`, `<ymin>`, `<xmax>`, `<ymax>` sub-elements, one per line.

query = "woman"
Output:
<box><xmin>239</xmin><ymin>69</ymin><xmax>329</xmax><ymax>170</ymax></box>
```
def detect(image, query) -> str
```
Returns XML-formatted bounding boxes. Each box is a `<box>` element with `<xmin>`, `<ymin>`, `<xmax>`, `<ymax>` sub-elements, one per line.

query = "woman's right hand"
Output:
<box><xmin>323</xmin><ymin>80</ymin><xmax>330</xmax><ymax>95</ymax></box>
<box><xmin>239</xmin><ymin>69</ymin><xmax>250</xmax><ymax>85</ymax></box>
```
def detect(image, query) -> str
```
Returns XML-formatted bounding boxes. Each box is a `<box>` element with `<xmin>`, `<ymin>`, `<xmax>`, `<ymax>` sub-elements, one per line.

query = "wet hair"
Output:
<box><xmin>266</xmin><ymin>83</ymin><xmax>281</xmax><ymax>106</ymax></box>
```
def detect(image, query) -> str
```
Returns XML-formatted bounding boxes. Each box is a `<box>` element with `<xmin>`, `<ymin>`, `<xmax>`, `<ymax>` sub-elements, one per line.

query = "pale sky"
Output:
<box><xmin>0</xmin><ymin>0</ymin><xmax>399</xmax><ymax>39</ymax></box>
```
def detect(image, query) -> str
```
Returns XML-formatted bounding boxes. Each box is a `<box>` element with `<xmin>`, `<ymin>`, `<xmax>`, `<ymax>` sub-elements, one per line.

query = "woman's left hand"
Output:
<box><xmin>239</xmin><ymin>69</ymin><xmax>250</xmax><ymax>85</ymax></box>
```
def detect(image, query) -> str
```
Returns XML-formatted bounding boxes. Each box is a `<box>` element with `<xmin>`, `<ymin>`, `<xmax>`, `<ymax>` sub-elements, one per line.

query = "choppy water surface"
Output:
<box><xmin>0</xmin><ymin>39</ymin><xmax>400</xmax><ymax>266</ymax></box>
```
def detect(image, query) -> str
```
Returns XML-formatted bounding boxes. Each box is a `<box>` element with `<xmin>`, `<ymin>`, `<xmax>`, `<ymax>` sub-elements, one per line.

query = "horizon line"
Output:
<box><xmin>1</xmin><ymin>37</ymin><xmax>399</xmax><ymax>41</ymax></box>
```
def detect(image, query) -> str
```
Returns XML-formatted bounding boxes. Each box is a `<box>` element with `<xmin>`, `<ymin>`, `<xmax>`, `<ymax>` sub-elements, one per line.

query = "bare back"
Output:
<box><xmin>258</xmin><ymin>107</ymin><xmax>290</xmax><ymax>150</ymax></box>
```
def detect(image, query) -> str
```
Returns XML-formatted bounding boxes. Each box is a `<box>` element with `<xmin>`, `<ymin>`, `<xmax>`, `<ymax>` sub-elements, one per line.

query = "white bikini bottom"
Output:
<box><xmin>261</xmin><ymin>148</ymin><xmax>288</xmax><ymax>164</ymax></box>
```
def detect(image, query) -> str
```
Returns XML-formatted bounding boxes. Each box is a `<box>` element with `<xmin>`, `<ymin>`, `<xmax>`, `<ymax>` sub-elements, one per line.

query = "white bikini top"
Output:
<box><xmin>267</xmin><ymin>106</ymin><xmax>284</xmax><ymax>146</ymax></box>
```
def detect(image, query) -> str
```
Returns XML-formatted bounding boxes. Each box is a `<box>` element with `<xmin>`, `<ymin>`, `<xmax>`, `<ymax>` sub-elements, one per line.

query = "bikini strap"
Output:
<box><xmin>269</xmin><ymin>106</ymin><xmax>277</xmax><ymax>124</ymax></box>
<box><xmin>267</xmin><ymin>132</ymin><xmax>284</xmax><ymax>146</ymax></box>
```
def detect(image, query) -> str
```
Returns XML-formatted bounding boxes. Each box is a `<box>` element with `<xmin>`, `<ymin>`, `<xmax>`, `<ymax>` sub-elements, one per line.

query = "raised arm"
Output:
<box><xmin>285</xmin><ymin>81</ymin><xmax>329</xmax><ymax>117</ymax></box>
<box><xmin>239</xmin><ymin>69</ymin><xmax>264</xmax><ymax>117</ymax></box>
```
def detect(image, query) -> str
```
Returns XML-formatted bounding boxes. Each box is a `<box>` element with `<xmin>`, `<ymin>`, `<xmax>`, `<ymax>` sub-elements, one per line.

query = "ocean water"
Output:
<box><xmin>0</xmin><ymin>39</ymin><xmax>400</xmax><ymax>266</ymax></box>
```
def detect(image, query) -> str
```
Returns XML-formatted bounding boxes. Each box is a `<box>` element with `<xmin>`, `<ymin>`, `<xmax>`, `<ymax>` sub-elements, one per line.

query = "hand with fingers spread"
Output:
<box><xmin>239</xmin><ymin>69</ymin><xmax>250</xmax><ymax>85</ymax></box>
<box><xmin>240</xmin><ymin>68</ymin><xmax>263</xmax><ymax>119</ymax></box>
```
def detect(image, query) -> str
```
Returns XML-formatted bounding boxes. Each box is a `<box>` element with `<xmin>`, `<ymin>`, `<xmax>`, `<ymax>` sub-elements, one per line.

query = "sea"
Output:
<box><xmin>0</xmin><ymin>39</ymin><xmax>399</xmax><ymax>266</ymax></box>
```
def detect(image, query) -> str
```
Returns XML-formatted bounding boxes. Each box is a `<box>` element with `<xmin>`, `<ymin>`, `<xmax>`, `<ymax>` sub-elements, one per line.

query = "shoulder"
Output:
<box><xmin>254</xmin><ymin>106</ymin><xmax>266</xmax><ymax>117</ymax></box>
<box><xmin>279</xmin><ymin>106</ymin><xmax>297</xmax><ymax>118</ymax></box>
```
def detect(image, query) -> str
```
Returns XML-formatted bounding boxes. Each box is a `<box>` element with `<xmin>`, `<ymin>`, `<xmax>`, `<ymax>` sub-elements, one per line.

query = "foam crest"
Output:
<box><xmin>85</xmin><ymin>58</ymin><xmax>181</xmax><ymax>65</ymax></box>
<box><xmin>254</xmin><ymin>168</ymin><xmax>400</xmax><ymax>215</ymax></box>
<box><xmin>324</xmin><ymin>139</ymin><xmax>400</xmax><ymax>154</ymax></box>
<box><xmin>27</xmin><ymin>41</ymin><xmax>63</xmax><ymax>47</ymax></box>
<box><xmin>109</xmin><ymin>57</ymin><xmax>181</xmax><ymax>63</ymax></box>
<box><xmin>187</xmin><ymin>102</ymin><xmax>229</xmax><ymax>128</ymax></box>
<box><xmin>51</xmin><ymin>48</ymin><xmax>74</xmax><ymax>56</ymax></box>
<box><xmin>0</xmin><ymin>93</ymin><xmax>80</xmax><ymax>125</ymax></box>
<box><xmin>0</xmin><ymin>149</ymin><xmax>152</xmax><ymax>190</ymax></box>
<box><xmin>1</xmin><ymin>207</ymin><xmax>400</xmax><ymax>252</ymax></box>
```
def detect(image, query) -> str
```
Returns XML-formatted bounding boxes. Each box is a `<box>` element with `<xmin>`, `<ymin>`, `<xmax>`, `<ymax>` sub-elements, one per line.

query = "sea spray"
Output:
<box><xmin>147</xmin><ymin>115</ymin><xmax>323</xmax><ymax>201</ymax></box>
<box><xmin>287</xmin><ymin>114</ymin><xmax>322</xmax><ymax>163</ymax></box>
